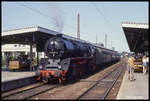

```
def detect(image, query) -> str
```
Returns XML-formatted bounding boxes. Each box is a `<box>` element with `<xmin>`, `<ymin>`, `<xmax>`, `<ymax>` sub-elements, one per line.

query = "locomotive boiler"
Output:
<box><xmin>36</xmin><ymin>34</ymin><xmax>120</xmax><ymax>83</ymax></box>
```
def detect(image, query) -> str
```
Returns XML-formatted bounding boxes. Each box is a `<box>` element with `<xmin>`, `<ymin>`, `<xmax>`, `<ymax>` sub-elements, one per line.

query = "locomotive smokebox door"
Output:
<box><xmin>44</xmin><ymin>37</ymin><xmax>65</xmax><ymax>59</ymax></box>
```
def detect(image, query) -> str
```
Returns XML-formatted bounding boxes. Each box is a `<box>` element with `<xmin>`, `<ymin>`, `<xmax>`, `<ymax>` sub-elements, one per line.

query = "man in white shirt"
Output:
<box><xmin>142</xmin><ymin>55</ymin><xmax>147</xmax><ymax>75</ymax></box>
<box><xmin>146</xmin><ymin>56</ymin><xmax>149</xmax><ymax>73</ymax></box>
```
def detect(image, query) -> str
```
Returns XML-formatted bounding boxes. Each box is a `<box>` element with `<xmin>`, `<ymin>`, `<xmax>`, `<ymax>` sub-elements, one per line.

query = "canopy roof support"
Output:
<box><xmin>122</xmin><ymin>22</ymin><xmax>148</xmax><ymax>54</ymax></box>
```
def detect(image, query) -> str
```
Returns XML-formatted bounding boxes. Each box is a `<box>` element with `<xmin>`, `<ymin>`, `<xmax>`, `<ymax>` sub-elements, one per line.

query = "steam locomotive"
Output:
<box><xmin>36</xmin><ymin>34</ymin><xmax>120</xmax><ymax>83</ymax></box>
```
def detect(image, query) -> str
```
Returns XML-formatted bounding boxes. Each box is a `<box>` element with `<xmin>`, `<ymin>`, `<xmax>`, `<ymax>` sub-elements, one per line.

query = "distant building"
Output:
<box><xmin>112</xmin><ymin>47</ymin><xmax>115</xmax><ymax>50</ymax></box>
<box><xmin>2</xmin><ymin>44</ymin><xmax>45</xmax><ymax>59</ymax></box>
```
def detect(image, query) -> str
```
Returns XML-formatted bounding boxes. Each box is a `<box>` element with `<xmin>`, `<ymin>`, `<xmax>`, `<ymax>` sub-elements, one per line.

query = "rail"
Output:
<box><xmin>76</xmin><ymin>64</ymin><xmax>123</xmax><ymax>100</ymax></box>
<box><xmin>2</xmin><ymin>83</ymin><xmax>59</xmax><ymax>100</ymax></box>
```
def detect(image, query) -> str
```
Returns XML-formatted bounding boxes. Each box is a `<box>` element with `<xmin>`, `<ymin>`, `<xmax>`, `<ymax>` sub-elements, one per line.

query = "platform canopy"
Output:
<box><xmin>2</xmin><ymin>26</ymin><xmax>93</xmax><ymax>52</ymax></box>
<box><xmin>122</xmin><ymin>22</ymin><xmax>149</xmax><ymax>54</ymax></box>
<box><xmin>2</xmin><ymin>26</ymin><xmax>60</xmax><ymax>52</ymax></box>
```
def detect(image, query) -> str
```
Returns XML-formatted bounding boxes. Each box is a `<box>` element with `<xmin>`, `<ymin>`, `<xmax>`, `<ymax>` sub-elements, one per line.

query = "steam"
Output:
<box><xmin>46</xmin><ymin>3</ymin><xmax>65</xmax><ymax>33</ymax></box>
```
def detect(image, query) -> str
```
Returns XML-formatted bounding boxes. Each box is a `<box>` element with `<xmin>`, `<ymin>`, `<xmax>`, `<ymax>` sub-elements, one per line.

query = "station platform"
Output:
<box><xmin>2</xmin><ymin>71</ymin><xmax>36</xmax><ymax>82</ymax></box>
<box><xmin>116</xmin><ymin>71</ymin><xmax>149</xmax><ymax>99</ymax></box>
<box><xmin>1</xmin><ymin>71</ymin><xmax>38</xmax><ymax>92</ymax></box>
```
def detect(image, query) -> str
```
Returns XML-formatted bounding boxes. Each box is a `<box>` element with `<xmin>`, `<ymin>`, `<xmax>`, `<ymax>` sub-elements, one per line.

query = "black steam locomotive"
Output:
<box><xmin>37</xmin><ymin>34</ymin><xmax>120</xmax><ymax>83</ymax></box>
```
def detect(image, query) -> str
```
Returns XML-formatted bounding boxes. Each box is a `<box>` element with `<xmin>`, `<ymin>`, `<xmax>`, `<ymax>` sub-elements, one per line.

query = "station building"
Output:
<box><xmin>2</xmin><ymin>44</ymin><xmax>44</xmax><ymax>59</ymax></box>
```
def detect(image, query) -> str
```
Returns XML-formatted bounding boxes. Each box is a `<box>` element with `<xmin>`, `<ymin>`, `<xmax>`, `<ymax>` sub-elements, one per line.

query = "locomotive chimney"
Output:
<box><xmin>77</xmin><ymin>13</ymin><xmax>80</xmax><ymax>39</ymax></box>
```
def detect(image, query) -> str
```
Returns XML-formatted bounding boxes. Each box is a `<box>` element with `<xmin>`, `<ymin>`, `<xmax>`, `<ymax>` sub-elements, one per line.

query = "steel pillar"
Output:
<box><xmin>30</xmin><ymin>43</ymin><xmax>33</xmax><ymax>71</ymax></box>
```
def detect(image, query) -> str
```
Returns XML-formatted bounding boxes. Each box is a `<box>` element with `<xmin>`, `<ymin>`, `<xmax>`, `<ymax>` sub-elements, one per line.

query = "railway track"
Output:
<box><xmin>2</xmin><ymin>82</ymin><xmax>59</xmax><ymax>100</ymax></box>
<box><xmin>2</xmin><ymin>61</ymin><xmax>124</xmax><ymax>100</ymax></box>
<box><xmin>76</xmin><ymin>65</ymin><xmax>123</xmax><ymax>100</ymax></box>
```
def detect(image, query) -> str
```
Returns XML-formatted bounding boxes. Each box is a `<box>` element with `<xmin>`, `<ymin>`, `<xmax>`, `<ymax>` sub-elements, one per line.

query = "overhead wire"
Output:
<box><xmin>100</xmin><ymin>3</ymin><xmax>119</xmax><ymax>34</ymax></box>
<box><xmin>100</xmin><ymin>3</ymin><xmax>117</xmax><ymax>49</ymax></box>
<box><xmin>17</xmin><ymin>3</ymin><xmax>77</xmax><ymax>30</ymax></box>
<box><xmin>91</xmin><ymin>2</ymin><xmax>120</xmax><ymax>50</ymax></box>
<box><xmin>17</xmin><ymin>3</ymin><xmax>57</xmax><ymax>23</ymax></box>
<box><xmin>91</xmin><ymin>2</ymin><xmax>112</xmax><ymax>26</ymax></box>
<box><xmin>100</xmin><ymin>3</ymin><xmax>126</xmax><ymax>52</ymax></box>
<box><xmin>17</xmin><ymin>2</ymin><xmax>91</xmax><ymax>42</ymax></box>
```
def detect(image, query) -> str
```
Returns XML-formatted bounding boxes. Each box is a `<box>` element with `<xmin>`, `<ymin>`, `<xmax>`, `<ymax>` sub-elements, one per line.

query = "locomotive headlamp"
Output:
<box><xmin>54</xmin><ymin>41</ymin><xmax>57</xmax><ymax>44</ymax></box>
<box><xmin>50</xmin><ymin>41</ymin><xmax>54</xmax><ymax>45</ymax></box>
<box><xmin>58</xmin><ymin>65</ymin><xmax>61</xmax><ymax>69</ymax></box>
<box><xmin>50</xmin><ymin>41</ymin><xmax>57</xmax><ymax>45</ymax></box>
<box><xmin>39</xmin><ymin>65</ymin><xmax>42</xmax><ymax>69</ymax></box>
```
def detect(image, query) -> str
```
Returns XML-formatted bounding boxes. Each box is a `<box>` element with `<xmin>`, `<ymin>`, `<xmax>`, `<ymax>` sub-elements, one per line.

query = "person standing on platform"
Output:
<box><xmin>6</xmin><ymin>54</ymin><xmax>11</xmax><ymax>69</ymax></box>
<box><xmin>27</xmin><ymin>54</ymin><xmax>33</xmax><ymax>71</ymax></box>
<box><xmin>142</xmin><ymin>55</ymin><xmax>147</xmax><ymax>75</ymax></box>
<box><xmin>128</xmin><ymin>55</ymin><xmax>136</xmax><ymax>81</ymax></box>
<box><xmin>146</xmin><ymin>56</ymin><xmax>149</xmax><ymax>72</ymax></box>
<box><xmin>125</xmin><ymin>55</ymin><xmax>130</xmax><ymax>80</ymax></box>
